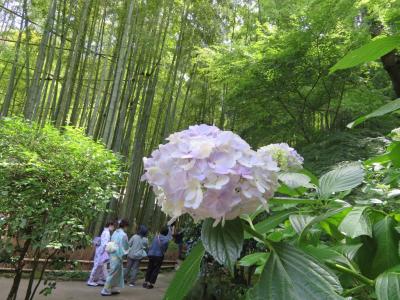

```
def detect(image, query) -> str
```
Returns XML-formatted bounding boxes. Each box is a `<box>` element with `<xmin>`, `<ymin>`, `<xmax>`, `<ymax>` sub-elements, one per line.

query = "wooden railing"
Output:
<box><xmin>0</xmin><ymin>258</ymin><xmax>176</xmax><ymax>273</ymax></box>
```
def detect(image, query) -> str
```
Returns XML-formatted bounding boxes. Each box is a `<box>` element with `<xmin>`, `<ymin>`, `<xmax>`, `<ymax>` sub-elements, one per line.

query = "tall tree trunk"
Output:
<box><xmin>7</xmin><ymin>239</ymin><xmax>31</xmax><ymax>300</ymax></box>
<box><xmin>381</xmin><ymin>51</ymin><xmax>400</xmax><ymax>98</ymax></box>
<box><xmin>24</xmin><ymin>0</ymin><xmax>57</xmax><ymax>120</ymax></box>
<box><xmin>1</xmin><ymin>0</ymin><xmax>25</xmax><ymax>117</ymax></box>
<box><xmin>55</xmin><ymin>0</ymin><xmax>93</xmax><ymax>127</ymax></box>
<box><xmin>102</xmin><ymin>0</ymin><xmax>136</xmax><ymax>147</ymax></box>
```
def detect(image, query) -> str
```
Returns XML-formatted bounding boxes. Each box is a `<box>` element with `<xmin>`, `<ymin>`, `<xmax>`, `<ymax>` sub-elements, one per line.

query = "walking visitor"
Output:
<box><xmin>143</xmin><ymin>225</ymin><xmax>172</xmax><ymax>289</ymax></box>
<box><xmin>173</xmin><ymin>228</ymin><xmax>184</xmax><ymax>260</ymax></box>
<box><xmin>101</xmin><ymin>219</ymin><xmax>130</xmax><ymax>296</ymax></box>
<box><xmin>125</xmin><ymin>224</ymin><xmax>149</xmax><ymax>286</ymax></box>
<box><xmin>87</xmin><ymin>221</ymin><xmax>115</xmax><ymax>287</ymax></box>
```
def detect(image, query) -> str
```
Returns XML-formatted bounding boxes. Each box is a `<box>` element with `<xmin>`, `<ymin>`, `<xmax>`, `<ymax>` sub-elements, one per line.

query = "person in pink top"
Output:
<box><xmin>87</xmin><ymin>221</ymin><xmax>115</xmax><ymax>286</ymax></box>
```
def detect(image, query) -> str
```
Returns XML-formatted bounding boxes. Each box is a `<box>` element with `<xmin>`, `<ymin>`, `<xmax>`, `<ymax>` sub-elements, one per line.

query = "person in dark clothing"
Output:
<box><xmin>143</xmin><ymin>226</ymin><xmax>172</xmax><ymax>289</ymax></box>
<box><xmin>173</xmin><ymin>230</ymin><xmax>184</xmax><ymax>260</ymax></box>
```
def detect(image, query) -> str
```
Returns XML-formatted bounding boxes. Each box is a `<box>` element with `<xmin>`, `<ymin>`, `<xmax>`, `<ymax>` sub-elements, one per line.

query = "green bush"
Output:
<box><xmin>0</xmin><ymin>117</ymin><xmax>123</xmax><ymax>299</ymax></box>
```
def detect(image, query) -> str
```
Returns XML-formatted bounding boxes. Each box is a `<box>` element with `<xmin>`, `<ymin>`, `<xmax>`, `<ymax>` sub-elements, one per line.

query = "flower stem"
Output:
<box><xmin>242</xmin><ymin>222</ymin><xmax>275</xmax><ymax>249</ymax></box>
<box><xmin>342</xmin><ymin>284</ymin><xmax>367</xmax><ymax>297</ymax></box>
<box><xmin>326</xmin><ymin>262</ymin><xmax>374</xmax><ymax>287</ymax></box>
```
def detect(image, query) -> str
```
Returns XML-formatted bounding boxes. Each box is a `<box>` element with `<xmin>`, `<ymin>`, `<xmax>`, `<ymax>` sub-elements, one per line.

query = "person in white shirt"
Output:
<box><xmin>87</xmin><ymin>221</ymin><xmax>115</xmax><ymax>287</ymax></box>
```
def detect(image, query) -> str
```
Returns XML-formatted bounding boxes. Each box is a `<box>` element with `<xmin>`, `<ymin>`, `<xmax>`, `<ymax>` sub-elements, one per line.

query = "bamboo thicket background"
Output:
<box><xmin>1</xmin><ymin>0</ymin><xmax>393</xmax><ymax>231</ymax></box>
<box><xmin>0</xmin><ymin>0</ymin><xmax>236</xmax><ymax>231</ymax></box>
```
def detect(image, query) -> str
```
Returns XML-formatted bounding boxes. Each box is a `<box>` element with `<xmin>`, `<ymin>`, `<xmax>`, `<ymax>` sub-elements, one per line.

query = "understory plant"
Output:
<box><xmin>142</xmin><ymin>116</ymin><xmax>400</xmax><ymax>299</ymax></box>
<box><xmin>0</xmin><ymin>118</ymin><xmax>123</xmax><ymax>300</ymax></box>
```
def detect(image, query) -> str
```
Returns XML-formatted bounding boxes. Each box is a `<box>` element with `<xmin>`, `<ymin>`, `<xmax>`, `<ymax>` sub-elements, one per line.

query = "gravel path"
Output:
<box><xmin>0</xmin><ymin>272</ymin><xmax>174</xmax><ymax>300</ymax></box>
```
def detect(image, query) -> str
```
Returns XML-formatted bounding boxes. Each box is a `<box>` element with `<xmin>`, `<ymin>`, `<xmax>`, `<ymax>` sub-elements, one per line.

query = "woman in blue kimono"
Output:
<box><xmin>101</xmin><ymin>219</ymin><xmax>129</xmax><ymax>296</ymax></box>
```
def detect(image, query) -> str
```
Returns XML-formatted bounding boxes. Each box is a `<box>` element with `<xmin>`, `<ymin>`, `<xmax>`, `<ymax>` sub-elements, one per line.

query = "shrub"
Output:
<box><xmin>0</xmin><ymin>118</ymin><xmax>123</xmax><ymax>300</ymax></box>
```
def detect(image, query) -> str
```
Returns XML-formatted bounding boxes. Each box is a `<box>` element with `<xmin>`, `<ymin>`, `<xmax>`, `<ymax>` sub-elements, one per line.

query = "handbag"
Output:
<box><xmin>105</xmin><ymin>241</ymin><xmax>117</xmax><ymax>253</ymax></box>
<box><xmin>137</xmin><ymin>238</ymin><xmax>148</xmax><ymax>259</ymax></box>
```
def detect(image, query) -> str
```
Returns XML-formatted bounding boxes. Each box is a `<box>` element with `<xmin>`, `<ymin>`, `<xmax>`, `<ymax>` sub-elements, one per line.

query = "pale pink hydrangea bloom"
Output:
<box><xmin>142</xmin><ymin>124</ymin><xmax>279</xmax><ymax>223</ymax></box>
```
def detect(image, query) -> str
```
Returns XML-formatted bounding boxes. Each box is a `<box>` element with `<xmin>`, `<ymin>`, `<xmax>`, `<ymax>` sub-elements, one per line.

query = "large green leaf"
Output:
<box><xmin>164</xmin><ymin>242</ymin><xmax>205</xmax><ymax>300</ymax></box>
<box><xmin>247</xmin><ymin>243</ymin><xmax>343</xmax><ymax>300</ymax></box>
<box><xmin>318</xmin><ymin>163</ymin><xmax>364</xmax><ymax>198</ymax></box>
<box><xmin>330</xmin><ymin>35</ymin><xmax>400</xmax><ymax>73</ymax></box>
<box><xmin>375</xmin><ymin>265</ymin><xmax>400</xmax><ymax>300</ymax></box>
<box><xmin>347</xmin><ymin>98</ymin><xmax>400</xmax><ymax>128</ymax></box>
<box><xmin>371</xmin><ymin>217</ymin><xmax>400</xmax><ymax>277</ymax></box>
<box><xmin>338</xmin><ymin>206</ymin><xmax>372</xmax><ymax>238</ymax></box>
<box><xmin>201</xmin><ymin>218</ymin><xmax>243</xmax><ymax>272</ymax></box>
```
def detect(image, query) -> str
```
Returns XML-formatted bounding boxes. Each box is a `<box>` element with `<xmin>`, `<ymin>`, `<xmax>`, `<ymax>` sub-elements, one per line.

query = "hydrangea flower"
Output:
<box><xmin>391</xmin><ymin>128</ymin><xmax>400</xmax><ymax>141</ymax></box>
<box><xmin>142</xmin><ymin>124</ymin><xmax>279</xmax><ymax>223</ymax></box>
<box><xmin>258</xmin><ymin>143</ymin><xmax>303</xmax><ymax>171</ymax></box>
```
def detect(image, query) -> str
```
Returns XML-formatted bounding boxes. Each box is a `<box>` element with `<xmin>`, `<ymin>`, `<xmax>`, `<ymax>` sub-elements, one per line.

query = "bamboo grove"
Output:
<box><xmin>0</xmin><ymin>0</ymin><xmax>399</xmax><ymax>231</ymax></box>
<box><xmin>0</xmin><ymin>0</ymin><xmax>225</xmax><ymax>231</ymax></box>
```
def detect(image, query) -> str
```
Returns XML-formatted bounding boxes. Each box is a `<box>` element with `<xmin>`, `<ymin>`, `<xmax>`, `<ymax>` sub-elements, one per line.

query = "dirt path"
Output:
<box><xmin>0</xmin><ymin>273</ymin><xmax>174</xmax><ymax>300</ymax></box>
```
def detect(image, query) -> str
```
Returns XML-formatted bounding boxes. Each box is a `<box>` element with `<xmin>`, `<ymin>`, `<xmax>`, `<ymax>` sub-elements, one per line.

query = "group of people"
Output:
<box><xmin>87</xmin><ymin>219</ymin><xmax>174</xmax><ymax>296</ymax></box>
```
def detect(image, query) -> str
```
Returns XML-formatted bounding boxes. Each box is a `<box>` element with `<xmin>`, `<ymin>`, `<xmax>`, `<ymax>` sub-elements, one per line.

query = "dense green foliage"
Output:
<box><xmin>166</xmin><ymin>96</ymin><xmax>400</xmax><ymax>300</ymax></box>
<box><xmin>1</xmin><ymin>0</ymin><xmax>400</xmax><ymax>299</ymax></box>
<box><xmin>0</xmin><ymin>118</ymin><xmax>122</xmax><ymax>300</ymax></box>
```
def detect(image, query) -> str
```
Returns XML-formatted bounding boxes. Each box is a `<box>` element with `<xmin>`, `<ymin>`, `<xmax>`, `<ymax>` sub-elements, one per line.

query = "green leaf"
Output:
<box><xmin>164</xmin><ymin>242</ymin><xmax>205</xmax><ymax>300</ymax></box>
<box><xmin>332</xmin><ymin>244</ymin><xmax>363</xmax><ymax>261</ymax></box>
<box><xmin>388</xmin><ymin>142</ymin><xmax>400</xmax><ymax>167</ymax></box>
<box><xmin>299</xmin><ymin>168</ymin><xmax>319</xmax><ymax>186</ymax></box>
<box><xmin>239</xmin><ymin>252</ymin><xmax>269</xmax><ymax>267</ymax></box>
<box><xmin>201</xmin><ymin>218</ymin><xmax>243</xmax><ymax>272</ymax></box>
<box><xmin>371</xmin><ymin>217</ymin><xmax>400</xmax><ymax>277</ymax></box>
<box><xmin>247</xmin><ymin>243</ymin><xmax>343</xmax><ymax>300</ymax></box>
<box><xmin>245</xmin><ymin>209</ymin><xmax>295</xmax><ymax>239</ymax></box>
<box><xmin>375</xmin><ymin>265</ymin><xmax>400</xmax><ymax>300</ymax></box>
<box><xmin>278</xmin><ymin>172</ymin><xmax>314</xmax><ymax>189</ymax></box>
<box><xmin>319</xmin><ymin>208</ymin><xmax>353</xmax><ymax>239</ymax></box>
<box><xmin>347</xmin><ymin>98</ymin><xmax>400</xmax><ymax>128</ymax></box>
<box><xmin>301</xmin><ymin>245</ymin><xmax>343</xmax><ymax>262</ymax></box>
<box><xmin>318</xmin><ymin>162</ymin><xmax>364</xmax><ymax>198</ymax></box>
<box><xmin>298</xmin><ymin>207</ymin><xmax>351</xmax><ymax>243</ymax></box>
<box><xmin>338</xmin><ymin>206</ymin><xmax>372</xmax><ymax>238</ymax></box>
<box><xmin>289</xmin><ymin>214</ymin><xmax>314</xmax><ymax>234</ymax></box>
<box><xmin>277</xmin><ymin>184</ymin><xmax>302</xmax><ymax>197</ymax></box>
<box><xmin>365</xmin><ymin>142</ymin><xmax>400</xmax><ymax>167</ymax></box>
<box><xmin>269</xmin><ymin>197</ymin><xmax>317</xmax><ymax>205</ymax></box>
<box><xmin>330</xmin><ymin>35</ymin><xmax>400</xmax><ymax>73</ymax></box>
